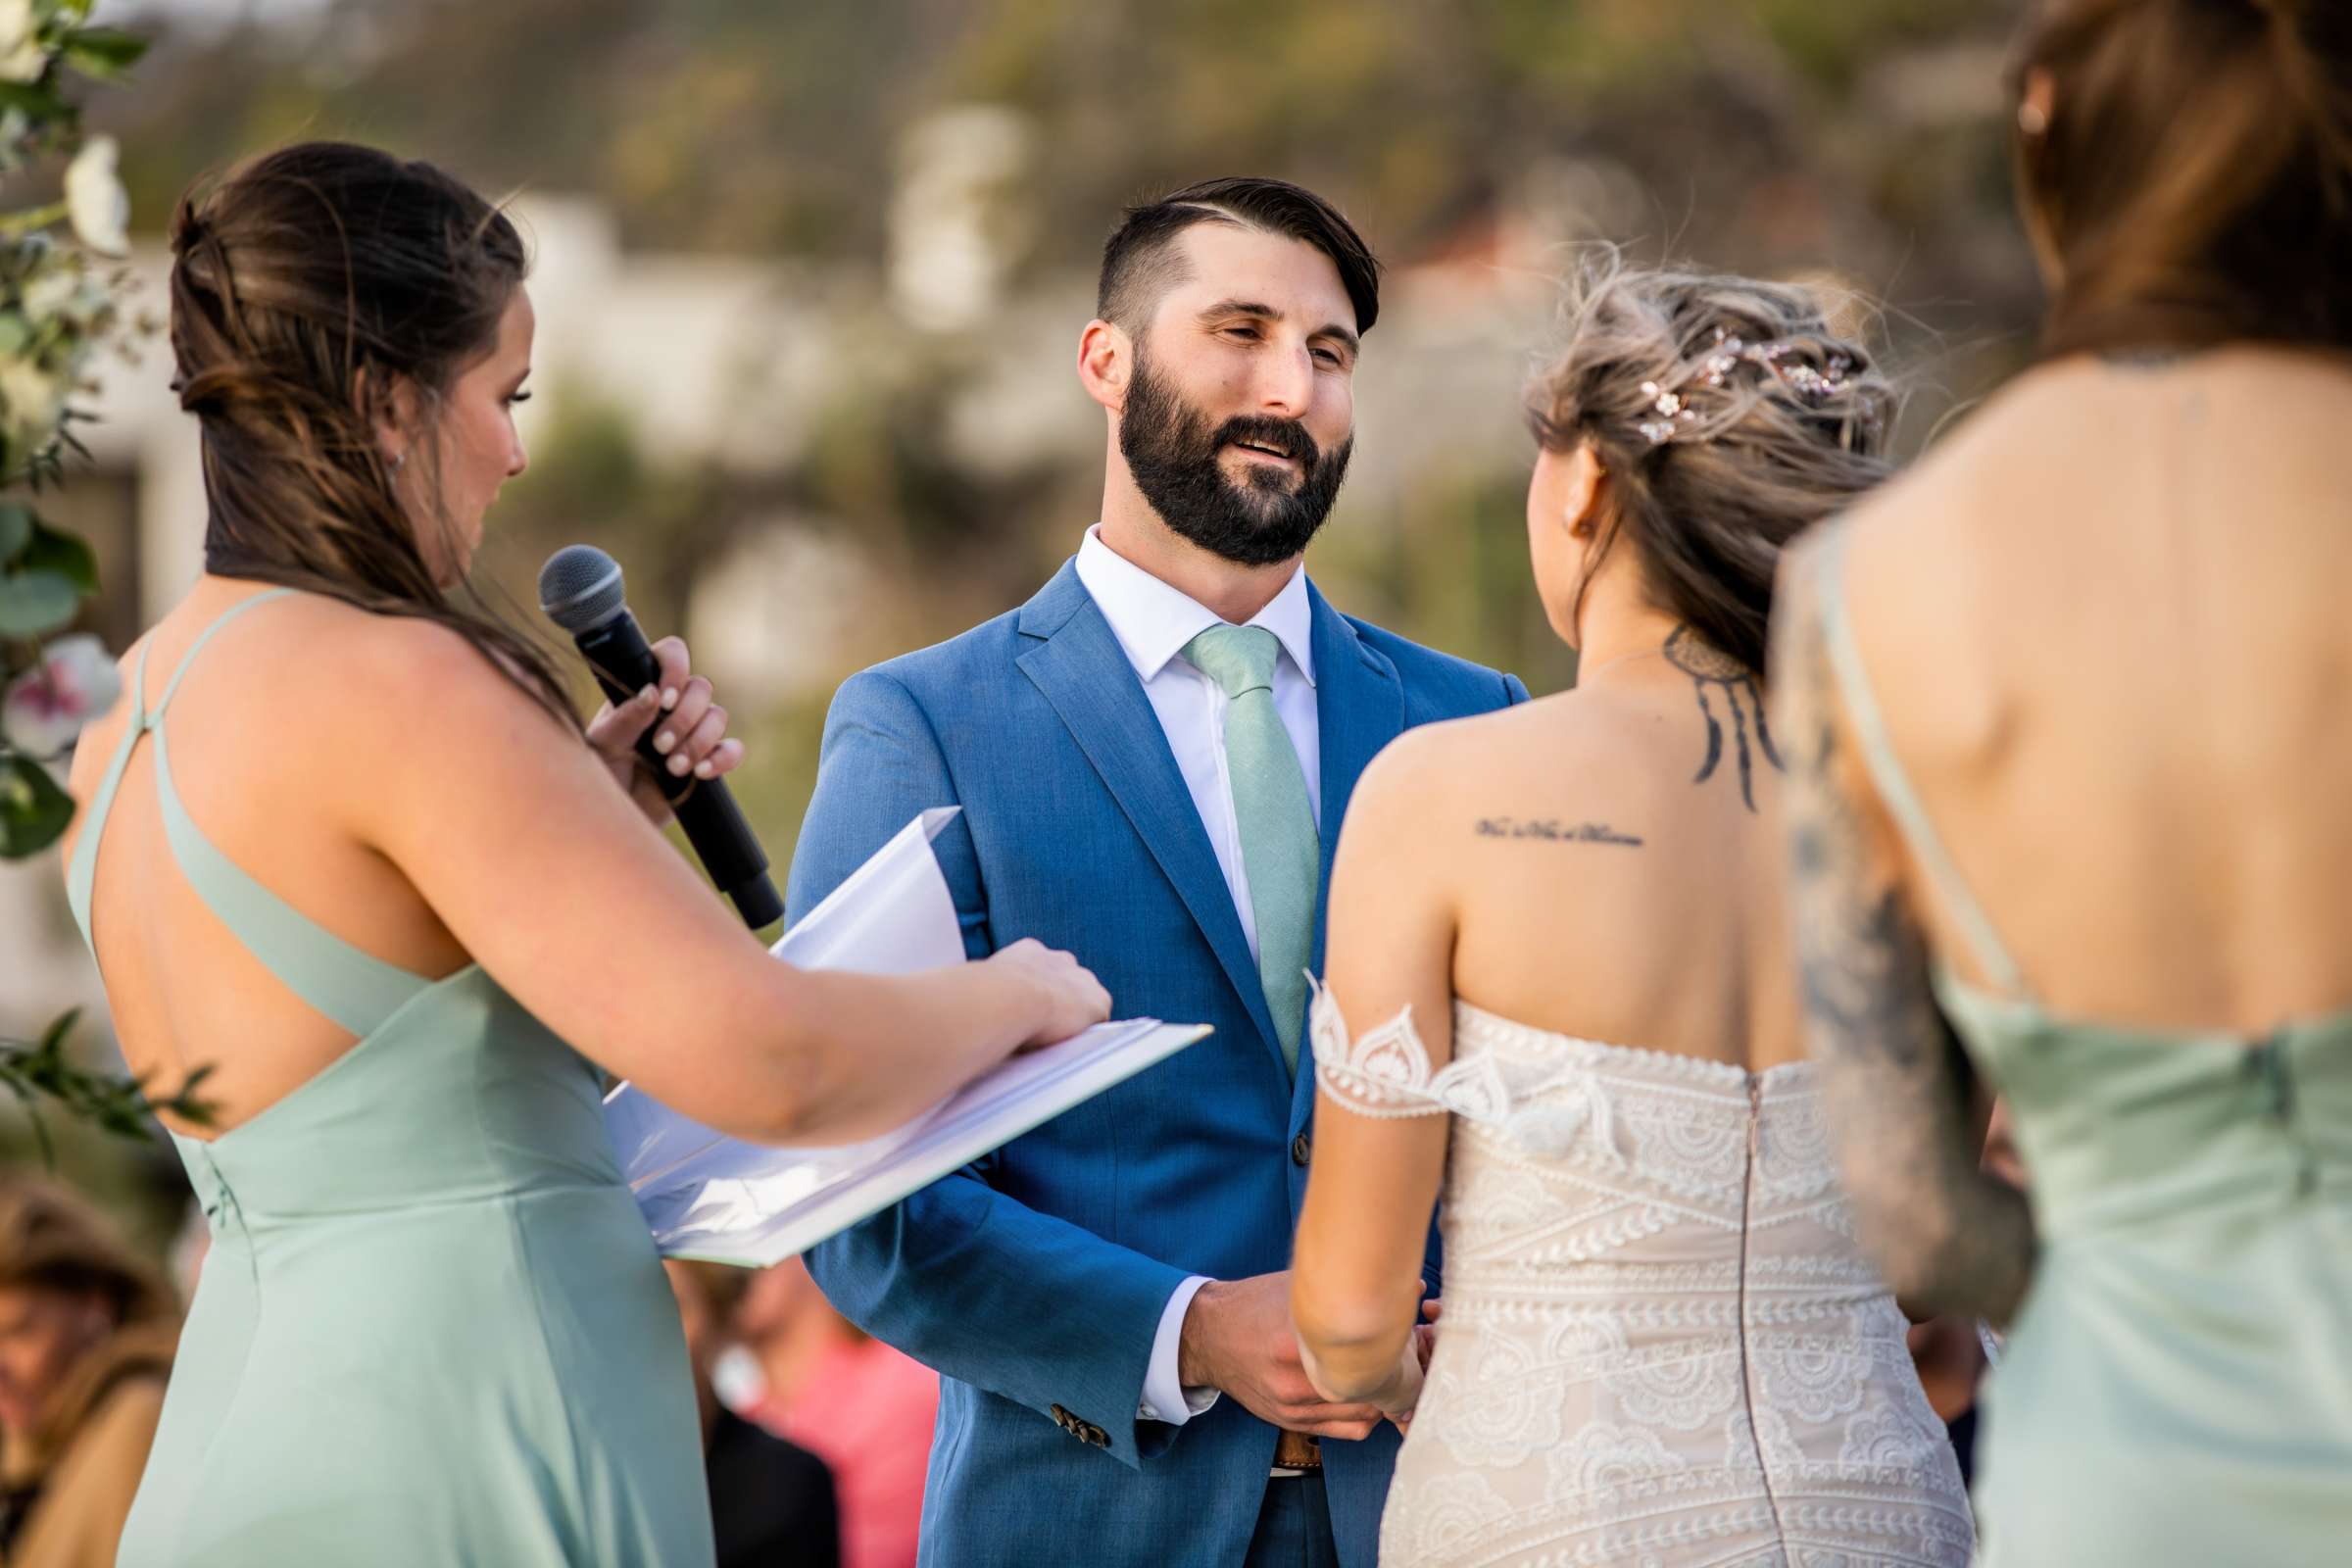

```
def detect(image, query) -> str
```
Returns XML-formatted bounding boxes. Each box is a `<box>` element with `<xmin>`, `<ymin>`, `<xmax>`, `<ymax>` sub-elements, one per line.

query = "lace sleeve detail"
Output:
<box><xmin>1308</xmin><ymin>978</ymin><xmax>1453</xmax><ymax>1119</ymax></box>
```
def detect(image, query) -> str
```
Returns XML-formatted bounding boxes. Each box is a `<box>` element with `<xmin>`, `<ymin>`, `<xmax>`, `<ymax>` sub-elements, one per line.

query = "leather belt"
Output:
<box><xmin>1273</xmin><ymin>1430</ymin><xmax>1322</xmax><ymax>1470</ymax></box>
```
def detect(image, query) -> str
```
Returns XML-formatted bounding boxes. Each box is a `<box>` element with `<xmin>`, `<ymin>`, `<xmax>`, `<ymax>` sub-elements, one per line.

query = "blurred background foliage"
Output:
<box><xmin>13</xmin><ymin>0</ymin><xmax>2043</xmax><ymax>1235</ymax></box>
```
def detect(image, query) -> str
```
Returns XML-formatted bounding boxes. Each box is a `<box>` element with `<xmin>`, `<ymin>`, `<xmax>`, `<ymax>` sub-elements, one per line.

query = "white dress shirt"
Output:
<box><xmin>1071</xmin><ymin>524</ymin><xmax>1321</xmax><ymax>1428</ymax></box>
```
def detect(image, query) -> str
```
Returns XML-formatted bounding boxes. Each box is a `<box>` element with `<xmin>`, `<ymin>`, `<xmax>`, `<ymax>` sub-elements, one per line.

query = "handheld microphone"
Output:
<box><xmin>538</xmin><ymin>545</ymin><xmax>785</xmax><ymax>930</ymax></box>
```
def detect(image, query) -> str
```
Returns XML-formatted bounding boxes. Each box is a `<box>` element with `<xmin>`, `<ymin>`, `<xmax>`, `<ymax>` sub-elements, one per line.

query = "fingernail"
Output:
<box><xmin>693</xmin><ymin>760</ymin><xmax>714</xmax><ymax>779</ymax></box>
<box><xmin>653</xmin><ymin>730</ymin><xmax>675</xmax><ymax>754</ymax></box>
<box><xmin>667</xmin><ymin>753</ymin><xmax>691</xmax><ymax>776</ymax></box>
<box><xmin>637</xmin><ymin>685</ymin><xmax>657</xmax><ymax>704</ymax></box>
<box><xmin>662</xmin><ymin>687</ymin><xmax>679</xmax><ymax>710</ymax></box>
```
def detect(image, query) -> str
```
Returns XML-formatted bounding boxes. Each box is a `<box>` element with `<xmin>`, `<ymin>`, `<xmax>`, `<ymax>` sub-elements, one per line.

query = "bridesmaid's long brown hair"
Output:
<box><xmin>169</xmin><ymin>141</ymin><xmax>575</xmax><ymax>727</ymax></box>
<box><xmin>2012</xmin><ymin>0</ymin><xmax>2352</xmax><ymax>358</ymax></box>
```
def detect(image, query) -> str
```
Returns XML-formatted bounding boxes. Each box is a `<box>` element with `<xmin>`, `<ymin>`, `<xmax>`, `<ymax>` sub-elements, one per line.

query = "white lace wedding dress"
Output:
<box><xmin>1310</xmin><ymin>988</ymin><xmax>1974</xmax><ymax>1567</ymax></box>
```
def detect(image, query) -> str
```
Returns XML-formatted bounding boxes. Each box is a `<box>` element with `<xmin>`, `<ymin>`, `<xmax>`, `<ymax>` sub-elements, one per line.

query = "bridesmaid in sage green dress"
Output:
<box><xmin>61</xmin><ymin>142</ymin><xmax>1107</xmax><ymax>1567</ymax></box>
<box><xmin>1775</xmin><ymin>3</ymin><xmax>2352</xmax><ymax>1563</ymax></box>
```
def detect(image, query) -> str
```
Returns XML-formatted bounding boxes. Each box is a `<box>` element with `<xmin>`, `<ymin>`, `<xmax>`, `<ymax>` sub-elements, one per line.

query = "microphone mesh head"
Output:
<box><xmin>538</xmin><ymin>546</ymin><xmax>626</xmax><ymax>632</ymax></box>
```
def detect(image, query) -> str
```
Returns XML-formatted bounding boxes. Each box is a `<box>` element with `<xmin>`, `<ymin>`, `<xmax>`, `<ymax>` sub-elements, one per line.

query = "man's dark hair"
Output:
<box><xmin>1097</xmin><ymin>176</ymin><xmax>1382</xmax><ymax>338</ymax></box>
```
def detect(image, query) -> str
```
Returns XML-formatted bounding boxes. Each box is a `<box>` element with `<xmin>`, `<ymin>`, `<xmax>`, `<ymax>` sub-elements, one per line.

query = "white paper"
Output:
<box><xmin>603</xmin><ymin>808</ymin><xmax>1209</xmax><ymax>1266</ymax></box>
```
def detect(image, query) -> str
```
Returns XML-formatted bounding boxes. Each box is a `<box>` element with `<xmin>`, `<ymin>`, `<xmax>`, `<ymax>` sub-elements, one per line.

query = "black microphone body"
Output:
<box><xmin>539</xmin><ymin>547</ymin><xmax>785</xmax><ymax>929</ymax></box>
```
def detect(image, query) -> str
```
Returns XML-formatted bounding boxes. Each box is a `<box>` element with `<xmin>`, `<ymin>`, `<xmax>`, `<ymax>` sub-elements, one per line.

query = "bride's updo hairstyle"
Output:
<box><xmin>1525</xmin><ymin>258</ymin><xmax>1895</xmax><ymax>675</ymax></box>
<box><xmin>2012</xmin><ymin>0</ymin><xmax>2352</xmax><ymax>356</ymax></box>
<box><xmin>169</xmin><ymin>140</ymin><xmax>575</xmax><ymax>727</ymax></box>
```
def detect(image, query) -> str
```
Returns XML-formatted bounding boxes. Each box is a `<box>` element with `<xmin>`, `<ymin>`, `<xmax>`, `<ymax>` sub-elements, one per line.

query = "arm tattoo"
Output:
<box><xmin>1475</xmin><ymin>818</ymin><xmax>1643</xmax><ymax>847</ymax></box>
<box><xmin>1776</xmin><ymin>548</ymin><xmax>2036</xmax><ymax>1326</ymax></box>
<box><xmin>1665</xmin><ymin>626</ymin><xmax>1781</xmax><ymax>812</ymax></box>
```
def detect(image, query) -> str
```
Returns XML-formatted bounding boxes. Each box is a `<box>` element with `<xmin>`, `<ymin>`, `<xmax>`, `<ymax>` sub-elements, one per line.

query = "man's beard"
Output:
<box><xmin>1117</xmin><ymin>350</ymin><xmax>1353</xmax><ymax>568</ymax></box>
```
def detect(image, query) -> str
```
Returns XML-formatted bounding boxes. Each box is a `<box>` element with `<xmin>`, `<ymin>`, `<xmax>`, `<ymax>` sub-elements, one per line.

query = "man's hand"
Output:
<box><xmin>1178</xmin><ymin>1272</ymin><xmax>1385</xmax><ymax>1441</ymax></box>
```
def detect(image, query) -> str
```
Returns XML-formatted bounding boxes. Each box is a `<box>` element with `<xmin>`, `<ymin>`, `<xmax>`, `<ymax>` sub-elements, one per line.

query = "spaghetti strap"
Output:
<box><xmin>64</xmin><ymin>640</ymin><xmax>154</xmax><ymax>945</ymax></box>
<box><xmin>1814</xmin><ymin>524</ymin><xmax>2032</xmax><ymax>1000</ymax></box>
<box><xmin>63</xmin><ymin>588</ymin><xmax>431</xmax><ymax>1039</ymax></box>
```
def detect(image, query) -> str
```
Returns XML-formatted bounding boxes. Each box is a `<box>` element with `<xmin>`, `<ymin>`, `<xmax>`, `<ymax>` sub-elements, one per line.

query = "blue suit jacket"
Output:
<box><xmin>788</xmin><ymin>560</ymin><xmax>1527</xmax><ymax>1568</ymax></box>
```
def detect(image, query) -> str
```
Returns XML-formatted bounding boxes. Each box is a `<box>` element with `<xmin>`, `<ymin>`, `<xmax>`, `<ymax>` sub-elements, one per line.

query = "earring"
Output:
<box><xmin>388</xmin><ymin>451</ymin><xmax>407</xmax><ymax>474</ymax></box>
<box><xmin>2018</xmin><ymin>99</ymin><xmax>2049</xmax><ymax>137</ymax></box>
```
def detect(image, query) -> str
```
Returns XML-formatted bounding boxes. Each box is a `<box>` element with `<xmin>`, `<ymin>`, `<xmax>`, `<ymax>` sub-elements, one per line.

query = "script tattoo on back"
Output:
<box><xmin>1474</xmin><ymin>818</ymin><xmax>1643</xmax><ymax>847</ymax></box>
<box><xmin>1664</xmin><ymin>626</ymin><xmax>1781</xmax><ymax>812</ymax></box>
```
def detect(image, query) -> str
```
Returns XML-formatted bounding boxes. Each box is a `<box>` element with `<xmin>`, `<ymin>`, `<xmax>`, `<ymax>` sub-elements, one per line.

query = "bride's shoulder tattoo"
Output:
<box><xmin>1473</xmin><ymin>817</ymin><xmax>1643</xmax><ymax>848</ymax></box>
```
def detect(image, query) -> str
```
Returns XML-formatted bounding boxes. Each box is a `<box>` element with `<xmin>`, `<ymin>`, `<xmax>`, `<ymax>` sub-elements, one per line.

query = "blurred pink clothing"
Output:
<box><xmin>748</xmin><ymin>1341</ymin><xmax>937</xmax><ymax>1568</ymax></box>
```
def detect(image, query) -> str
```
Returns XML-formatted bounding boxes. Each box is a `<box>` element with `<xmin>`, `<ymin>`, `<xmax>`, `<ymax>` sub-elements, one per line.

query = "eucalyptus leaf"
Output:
<box><xmin>35</xmin><ymin>1007</ymin><xmax>78</xmax><ymax>1055</ymax></box>
<box><xmin>0</xmin><ymin>566</ymin><xmax>76</xmax><ymax>635</ymax></box>
<box><xmin>0</xmin><ymin>85</ymin><xmax>66</xmax><ymax>122</ymax></box>
<box><xmin>0</xmin><ymin>316</ymin><xmax>28</xmax><ymax>358</ymax></box>
<box><xmin>21</xmin><ymin>520</ymin><xmax>94</xmax><ymax>591</ymax></box>
<box><xmin>60</xmin><ymin>28</ymin><xmax>145</xmax><ymax>80</ymax></box>
<box><xmin>0</xmin><ymin>503</ymin><xmax>30</xmax><ymax>563</ymax></box>
<box><xmin>0</xmin><ymin>754</ymin><xmax>74</xmax><ymax>858</ymax></box>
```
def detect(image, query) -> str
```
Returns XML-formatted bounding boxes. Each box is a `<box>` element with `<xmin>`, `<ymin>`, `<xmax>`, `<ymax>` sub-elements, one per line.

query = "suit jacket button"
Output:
<box><xmin>1292</xmin><ymin>1133</ymin><xmax>1311</xmax><ymax>1167</ymax></box>
<box><xmin>1050</xmin><ymin>1404</ymin><xmax>1072</xmax><ymax>1430</ymax></box>
<box><xmin>1083</xmin><ymin>1423</ymin><xmax>1109</xmax><ymax>1447</ymax></box>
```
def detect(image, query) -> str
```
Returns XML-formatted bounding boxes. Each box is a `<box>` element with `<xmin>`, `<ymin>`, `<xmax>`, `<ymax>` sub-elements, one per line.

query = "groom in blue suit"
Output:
<box><xmin>788</xmin><ymin>177</ymin><xmax>1526</xmax><ymax>1568</ymax></box>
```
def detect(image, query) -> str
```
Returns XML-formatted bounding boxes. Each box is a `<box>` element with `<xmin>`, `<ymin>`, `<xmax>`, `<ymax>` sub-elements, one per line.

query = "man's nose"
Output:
<box><xmin>1253</xmin><ymin>340</ymin><xmax>1314</xmax><ymax>418</ymax></box>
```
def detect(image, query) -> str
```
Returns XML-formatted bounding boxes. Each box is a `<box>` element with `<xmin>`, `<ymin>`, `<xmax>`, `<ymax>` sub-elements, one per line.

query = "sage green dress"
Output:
<box><xmin>1821</xmin><ymin>534</ymin><xmax>2352</xmax><ymax>1566</ymax></box>
<box><xmin>66</xmin><ymin>591</ymin><xmax>715</xmax><ymax>1567</ymax></box>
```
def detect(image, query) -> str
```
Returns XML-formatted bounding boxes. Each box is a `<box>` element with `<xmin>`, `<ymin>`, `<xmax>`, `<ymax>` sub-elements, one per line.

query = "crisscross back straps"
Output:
<box><xmin>65</xmin><ymin>589</ymin><xmax>431</xmax><ymax>1039</ymax></box>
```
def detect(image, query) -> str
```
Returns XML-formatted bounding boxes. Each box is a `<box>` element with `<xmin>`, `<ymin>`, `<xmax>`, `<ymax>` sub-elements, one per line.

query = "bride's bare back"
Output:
<box><xmin>1391</xmin><ymin>657</ymin><xmax>1805</xmax><ymax>1072</ymax></box>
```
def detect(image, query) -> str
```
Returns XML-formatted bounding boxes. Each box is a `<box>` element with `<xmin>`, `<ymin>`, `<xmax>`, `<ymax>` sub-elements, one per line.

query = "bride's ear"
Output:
<box><xmin>1561</xmin><ymin>443</ymin><xmax>1608</xmax><ymax>539</ymax></box>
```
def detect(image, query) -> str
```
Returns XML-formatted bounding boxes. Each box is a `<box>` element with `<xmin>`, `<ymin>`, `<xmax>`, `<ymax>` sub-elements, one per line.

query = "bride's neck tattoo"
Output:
<box><xmin>1664</xmin><ymin>625</ymin><xmax>1780</xmax><ymax>812</ymax></box>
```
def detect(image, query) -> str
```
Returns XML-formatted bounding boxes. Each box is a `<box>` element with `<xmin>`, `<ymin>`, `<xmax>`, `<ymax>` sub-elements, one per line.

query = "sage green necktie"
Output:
<box><xmin>1184</xmin><ymin>623</ymin><xmax>1317</xmax><ymax>1077</ymax></box>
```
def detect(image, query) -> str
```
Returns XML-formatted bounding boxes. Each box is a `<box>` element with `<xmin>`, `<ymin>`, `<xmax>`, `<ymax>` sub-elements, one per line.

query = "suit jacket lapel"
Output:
<box><xmin>1016</xmin><ymin>562</ymin><xmax>1285</xmax><ymax>1068</ymax></box>
<box><xmin>1308</xmin><ymin>584</ymin><xmax>1404</xmax><ymax>975</ymax></box>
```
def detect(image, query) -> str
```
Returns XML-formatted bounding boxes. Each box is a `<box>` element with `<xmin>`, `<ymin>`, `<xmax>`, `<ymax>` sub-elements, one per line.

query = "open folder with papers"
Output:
<box><xmin>602</xmin><ymin>808</ymin><xmax>1210</xmax><ymax>1266</ymax></box>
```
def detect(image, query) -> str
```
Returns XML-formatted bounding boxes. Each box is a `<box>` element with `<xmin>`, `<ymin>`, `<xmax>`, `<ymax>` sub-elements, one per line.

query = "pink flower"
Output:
<box><xmin>3</xmin><ymin>633</ymin><xmax>119</xmax><ymax>759</ymax></box>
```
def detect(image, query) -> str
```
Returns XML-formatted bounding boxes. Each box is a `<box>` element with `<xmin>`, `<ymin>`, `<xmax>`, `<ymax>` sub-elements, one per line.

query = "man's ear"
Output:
<box><xmin>1076</xmin><ymin>318</ymin><xmax>1132</xmax><ymax>416</ymax></box>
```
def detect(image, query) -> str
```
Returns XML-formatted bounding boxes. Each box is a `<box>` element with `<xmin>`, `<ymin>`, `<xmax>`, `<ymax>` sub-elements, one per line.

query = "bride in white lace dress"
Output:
<box><xmin>1288</xmin><ymin>263</ymin><xmax>1973</xmax><ymax>1567</ymax></box>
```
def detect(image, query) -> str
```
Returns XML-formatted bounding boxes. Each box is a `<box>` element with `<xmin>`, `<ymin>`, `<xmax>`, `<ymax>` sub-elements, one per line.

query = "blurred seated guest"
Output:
<box><xmin>0</xmin><ymin>1180</ymin><xmax>176</xmax><ymax>1568</ymax></box>
<box><xmin>731</xmin><ymin>1261</ymin><xmax>935</xmax><ymax>1568</ymax></box>
<box><xmin>666</xmin><ymin>1261</ymin><xmax>839</xmax><ymax>1568</ymax></box>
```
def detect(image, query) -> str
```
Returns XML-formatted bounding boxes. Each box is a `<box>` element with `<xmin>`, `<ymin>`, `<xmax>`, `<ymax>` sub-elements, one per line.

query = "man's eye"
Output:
<box><xmin>1312</xmin><ymin>348</ymin><xmax>1343</xmax><ymax>367</ymax></box>
<box><xmin>1224</xmin><ymin>325</ymin><xmax>1259</xmax><ymax>340</ymax></box>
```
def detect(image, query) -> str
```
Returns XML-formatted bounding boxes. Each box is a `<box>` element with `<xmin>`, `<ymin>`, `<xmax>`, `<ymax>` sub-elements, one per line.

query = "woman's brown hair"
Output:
<box><xmin>170</xmin><ymin>141</ymin><xmax>575</xmax><ymax>726</ymax></box>
<box><xmin>1527</xmin><ymin>257</ymin><xmax>1895</xmax><ymax>675</ymax></box>
<box><xmin>0</xmin><ymin>1179</ymin><xmax>170</xmax><ymax>1331</ymax></box>
<box><xmin>2013</xmin><ymin>0</ymin><xmax>2352</xmax><ymax>357</ymax></box>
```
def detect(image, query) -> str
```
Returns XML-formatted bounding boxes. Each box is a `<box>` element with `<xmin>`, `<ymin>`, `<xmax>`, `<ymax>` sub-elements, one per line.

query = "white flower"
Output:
<box><xmin>3</xmin><ymin>634</ymin><xmax>121</xmax><ymax>759</ymax></box>
<box><xmin>0</xmin><ymin>0</ymin><xmax>42</xmax><ymax>84</ymax></box>
<box><xmin>21</xmin><ymin>267</ymin><xmax>106</xmax><ymax>330</ymax></box>
<box><xmin>0</xmin><ymin>353</ymin><xmax>64</xmax><ymax>452</ymax></box>
<box><xmin>65</xmin><ymin>137</ymin><xmax>129</xmax><ymax>257</ymax></box>
<box><xmin>21</xmin><ymin>266</ymin><xmax>76</xmax><ymax>323</ymax></box>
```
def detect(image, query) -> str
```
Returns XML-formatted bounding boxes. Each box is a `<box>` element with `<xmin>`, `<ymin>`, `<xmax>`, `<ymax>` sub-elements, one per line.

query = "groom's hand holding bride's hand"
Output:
<box><xmin>1179</xmin><ymin>1272</ymin><xmax>1386</xmax><ymax>1442</ymax></box>
<box><xmin>585</xmin><ymin>636</ymin><xmax>747</xmax><ymax>827</ymax></box>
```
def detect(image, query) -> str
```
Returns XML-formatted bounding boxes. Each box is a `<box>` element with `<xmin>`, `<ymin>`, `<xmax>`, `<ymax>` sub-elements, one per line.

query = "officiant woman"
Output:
<box><xmin>56</xmin><ymin>138</ymin><xmax>1108</xmax><ymax>1568</ymax></box>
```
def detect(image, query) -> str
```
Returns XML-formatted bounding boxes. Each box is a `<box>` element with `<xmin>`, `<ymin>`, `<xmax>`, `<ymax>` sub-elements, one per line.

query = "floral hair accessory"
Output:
<box><xmin>1637</xmin><ymin>326</ymin><xmax>1865</xmax><ymax>447</ymax></box>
